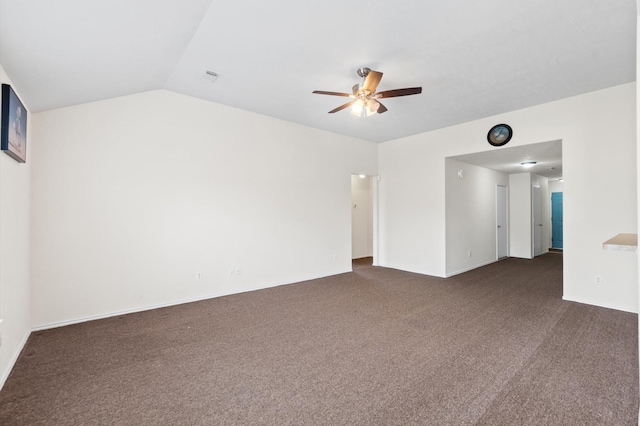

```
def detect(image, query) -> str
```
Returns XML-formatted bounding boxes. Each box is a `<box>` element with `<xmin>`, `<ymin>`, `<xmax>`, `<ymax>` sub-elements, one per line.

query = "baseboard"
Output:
<box><xmin>562</xmin><ymin>296</ymin><xmax>638</xmax><ymax>314</ymax></box>
<box><xmin>32</xmin><ymin>288</ymin><xmax>282</xmax><ymax>331</ymax></box>
<box><xmin>32</xmin><ymin>269</ymin><xmax>352</xmax><ymax>332</ymax></box>
<box><xmin>445</xmin><ymin>259</ymin><xmax>499</xmax><ymax>278</ymax></box>
<box><xmin>0</xmin><ymin>331</ymin><xmax>30</xmax><ymax>391</ymax></box>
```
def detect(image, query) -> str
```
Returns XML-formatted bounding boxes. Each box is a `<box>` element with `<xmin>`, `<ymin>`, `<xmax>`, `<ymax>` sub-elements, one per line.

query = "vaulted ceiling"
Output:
<box><xmin>0</xmin><ymin>0</ymin><xmax>636</xmax><ymax>143</ymax></box>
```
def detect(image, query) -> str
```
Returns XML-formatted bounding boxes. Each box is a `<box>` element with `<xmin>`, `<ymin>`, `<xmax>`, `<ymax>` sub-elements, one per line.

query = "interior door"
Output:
<box><xmin>496</xmin><ymin>185</ymin><xmax>508</xmax><ymax>259</ymax></box>
<box><xmin>551</xmin><ymin>192</ymin><xmax>563</xmax><ymax>249</ymax></box>
<box><xmin>533</xmin><ymin>186</ymin><xmax>543</xmax><ymax>256</ymax></box>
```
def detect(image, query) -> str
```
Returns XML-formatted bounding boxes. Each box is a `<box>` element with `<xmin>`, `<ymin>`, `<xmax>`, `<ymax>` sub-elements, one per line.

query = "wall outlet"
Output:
<box><xmin>467</xmin><ymin>250</ymin><xmax>472</xmax><ymax>257</ymax></box>
<box><xmin>229</xmin><ymin>266</ymin><xmax>241</xmax><ymax>275</ymax></box>
<box><xmin>595</xmin><ymin>275</ymin><xmax>602</xmax><ymax>284</ymax></box>
<box><xmin>196</xmin><ymin>272</ymin><xmax>202</xmax><ymax>280</ymax></box>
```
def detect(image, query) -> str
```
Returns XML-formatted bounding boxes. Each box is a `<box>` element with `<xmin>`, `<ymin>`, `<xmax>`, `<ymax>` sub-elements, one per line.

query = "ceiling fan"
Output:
<box><xmin>313</xmin><ymin>67</ymin><xmax>422</xmax><ymax>116</ymax></box>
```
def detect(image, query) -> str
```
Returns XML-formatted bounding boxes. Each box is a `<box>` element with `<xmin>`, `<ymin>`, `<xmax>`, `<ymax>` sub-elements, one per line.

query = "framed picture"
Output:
<box><xmin>1</xmin><ymin>84</ymin><xmax>27</xmax><ymax>163</ymax></box>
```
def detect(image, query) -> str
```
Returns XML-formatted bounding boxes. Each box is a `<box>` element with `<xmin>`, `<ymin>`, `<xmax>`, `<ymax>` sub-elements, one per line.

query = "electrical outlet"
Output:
<box><xmin>467</xmin><ymin>250</ymin><xmax>472</xmax><ymax>257</ymax></box>
<box><xmin>196</xmin><ymin>272</ymin><xmax>202</xmax><ymax>280</ymax></box>
<box><xmin>595</xmin><ymin>275</ymin><xmax>602</xmax><ymax>284</ymax></box>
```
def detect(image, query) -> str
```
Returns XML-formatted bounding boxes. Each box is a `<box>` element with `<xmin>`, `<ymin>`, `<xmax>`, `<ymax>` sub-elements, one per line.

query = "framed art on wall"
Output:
<box><xmin>1</xmin><ymin>84</ymin><xmax>27</xmax><ymax>163</ymax></box>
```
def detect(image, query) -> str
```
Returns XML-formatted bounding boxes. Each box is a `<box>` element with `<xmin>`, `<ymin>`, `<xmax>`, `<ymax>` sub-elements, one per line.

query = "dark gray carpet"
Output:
<box><xmin>0</xmin><ymin>254</ymin><xmax>637</xmax><ymax>425</ymax></box>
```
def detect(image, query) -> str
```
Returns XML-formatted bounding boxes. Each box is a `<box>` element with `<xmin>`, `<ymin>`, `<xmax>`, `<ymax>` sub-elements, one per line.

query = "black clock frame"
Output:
<box><xmin>487</xmin><ymin>124</ymin><xmax>513</xmax><ymax>147</ymax></box>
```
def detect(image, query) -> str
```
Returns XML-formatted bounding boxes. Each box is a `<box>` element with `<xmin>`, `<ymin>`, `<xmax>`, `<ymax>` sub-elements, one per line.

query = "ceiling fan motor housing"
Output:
<box><xmin>357</xmin><ymin>67</ymin><xmax>372</xmax><ymax>78</ymax></box>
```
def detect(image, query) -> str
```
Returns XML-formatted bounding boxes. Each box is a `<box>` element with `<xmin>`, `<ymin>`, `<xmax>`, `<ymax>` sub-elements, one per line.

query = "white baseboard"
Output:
<box><xmin>562</xmin><ymin>296</ymin><xmax>638</xmax><ymax>314</ymax></box>
<box><xmin>32</xmin><ymin>289</ymin><xmax>269</xmax><ymax>331</ymax></box>
<box><xmin>32</xmin><ymin>269</ymin><xmax>352</xmax><ymax>332</ymax></box>
<box><xmin>0</xmin><ymin>331</ymin><xmax>30</xmax><ymax>391</ymax></box>
<box><xmin>445</xmin><ymin>259</ymin><xmax>499</xmax><ymax>278</ymax></box>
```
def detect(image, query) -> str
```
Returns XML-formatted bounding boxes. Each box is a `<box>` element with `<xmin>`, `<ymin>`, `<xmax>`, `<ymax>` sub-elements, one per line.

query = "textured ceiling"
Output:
<box><xmin>0</xmin><ymin>0</ymin><xmax>636</xmax><ymax>143</ymax></box>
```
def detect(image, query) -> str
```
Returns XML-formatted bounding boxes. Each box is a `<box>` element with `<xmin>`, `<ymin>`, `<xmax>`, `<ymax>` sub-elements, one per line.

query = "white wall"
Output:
<box><xmin>30</xmin><ymin>90</ymin><xmax>378</xmax><ymax>328</ymax></box>
<box><xmin>636</xmin><ymin>10</ymin><xmax>640</xmax><ymax>413</ymax></box>
<box><xmin>445</xmin><ymin>158</ymin><xmax>509</xmax><ymax>275</ymax></box>
<box><xmin>531</xmin><ymin>174</ymin><xmax>551</xmax><ymax>253</ymax></box>
<box><xmin>351</xmin><ymin>175</ymin><xmax>373</xmax><ymax>259</ymax></box>
<box><xmin>548</xmin><ymin>179</ymin><xmax>564</xmax><ymax>194</ymax></box>
<box><xmin>509</xmin><ymin>173</ymin><xmax>533</xmax><ymax>258</ymax></box>
<box><xmin>0</xmin><ymin>66</ymin><xmax>31</xmax><ymax>388</ymax></box>
<box><xmin>380</xmin><ymin>83</ymin><xmax>638</xmax><ymax>312</ymax></box>
<box><xmin>377</xmin><ymin>138</ymin><xmax>447</xmax><ymax>276</ymax></box>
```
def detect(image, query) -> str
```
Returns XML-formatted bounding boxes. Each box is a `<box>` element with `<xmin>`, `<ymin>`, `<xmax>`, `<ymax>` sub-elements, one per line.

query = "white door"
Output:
<box><xmin>496</xmin><ymin>185</ymin><xmax>508</xmax><ymax>259</ymax></box>
<box><xmin>532</xmin><ymin>186</ymin><xmax>543</xmax><ymax>256</ymax></box>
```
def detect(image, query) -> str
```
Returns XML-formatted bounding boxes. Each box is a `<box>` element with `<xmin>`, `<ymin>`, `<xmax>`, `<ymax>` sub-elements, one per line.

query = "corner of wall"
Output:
<box><xmin>0</xmin><ymin>65</ymin><xmax>32</xmax><ymax>390</ymax></box>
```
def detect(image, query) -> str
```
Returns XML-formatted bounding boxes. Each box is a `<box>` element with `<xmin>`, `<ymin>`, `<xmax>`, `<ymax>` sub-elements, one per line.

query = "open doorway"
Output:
<box><xmin>446</xmin><ymin>140</ymin><xmax>562</xmax><ymax>274</ymax></box>
<box><xmin>550</xmin><ymin>179</ymin><xmax>564</xmax><ymax>251</ymax></box>
<box><xmin>496</xmin><ymin>184</ymin><xmax>509</xmax><ymax>259</ymax></box>
<box><xmin>351</xmin><ymin>174</ymin><xmax>375</xmax><ymax>268</ymax></box>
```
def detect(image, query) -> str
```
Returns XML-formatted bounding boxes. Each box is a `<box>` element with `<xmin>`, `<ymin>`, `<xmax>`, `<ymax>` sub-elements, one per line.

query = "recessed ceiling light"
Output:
<box><xmin>520</xmin><ymin>161</ymin><xmax>537</xmax><ymax>167</ymax></box>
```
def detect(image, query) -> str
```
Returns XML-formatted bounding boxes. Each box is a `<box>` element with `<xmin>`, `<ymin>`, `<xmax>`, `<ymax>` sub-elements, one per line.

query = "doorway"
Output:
<box><xmin>496</xmin><ymin>185</ymin><xmax>508</xmax><ymax>259</ymax></box>
<box><xmin>551</xmin><ymin>192</ymin><xmax>563</xmax><ymax>249</ymax></box>
<box><xmin>351</xmin><ymin>175</ymin><xmax>375</xmax><ymax>264</ymax></box>
<box><xmin>533</xmin><ymin>186</ymin><xmax>543</xmax><ymax>256</ymax></box>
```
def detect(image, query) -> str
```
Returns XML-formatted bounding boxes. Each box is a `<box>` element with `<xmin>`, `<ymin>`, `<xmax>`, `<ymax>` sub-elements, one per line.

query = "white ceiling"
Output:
<box><xmin>0</xmin><ymin>0</ymin><xmax>636</xmax><ymax>144</ymax></box>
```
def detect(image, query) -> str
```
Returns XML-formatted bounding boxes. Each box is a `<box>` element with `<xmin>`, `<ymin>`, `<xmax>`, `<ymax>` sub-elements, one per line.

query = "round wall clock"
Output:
<box><xmin>487</xmin><ymin>124</ymin><xmax>512</xmax><ymax>146</ymax></box>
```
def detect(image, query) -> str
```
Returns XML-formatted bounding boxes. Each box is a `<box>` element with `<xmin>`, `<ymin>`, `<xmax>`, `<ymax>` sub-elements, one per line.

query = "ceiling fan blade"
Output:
<box><xmin>377</xmin><ymin>102</ymin><xmax>388</xmax><ymax>114</ymax></box>
<box><xmin>328</xmin><ymin>101</ymin><xmax>356</xmax><ymax>114</ymax></box>
<box><xmin>362</xmin><ymin>71</ymin><xmax>383</xmax><ymax>93</ymax></box>
<box><xmin>376</xmin><ymin>87</ymin><xmax>422</xmax><ymax>98</ymax></box>
<box><xmin>312</xmin><ymin>90</ymin><xmax>353</xmax><ymax>97</ymax></box>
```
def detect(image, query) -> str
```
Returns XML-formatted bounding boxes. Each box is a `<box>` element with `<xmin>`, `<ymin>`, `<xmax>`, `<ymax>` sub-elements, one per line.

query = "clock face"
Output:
<box><xmin>487</xmin><ymin>124</ymin><xmax>512</xmax><ymax>146</ymax></box>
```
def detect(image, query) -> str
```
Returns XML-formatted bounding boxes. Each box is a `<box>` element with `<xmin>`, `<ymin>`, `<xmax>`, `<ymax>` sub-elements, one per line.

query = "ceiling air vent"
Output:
<box><xmin>202</xmin><ymin>70</ymin><xmax>219</xmax><ymax>83</ymax></box>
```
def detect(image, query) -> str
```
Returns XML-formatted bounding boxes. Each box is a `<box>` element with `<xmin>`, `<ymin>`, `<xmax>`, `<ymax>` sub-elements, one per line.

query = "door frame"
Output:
<box><xmin>496</xmin><ymin>184</ymin><xmax>509</xmax><ymax>259</ymax></box>
<box><xmin>532</xmin><ymin>186</ymin><xmax>543</xmax><ymax>256</ymax></box>
<box><xmin>551</xmin><ymin>191</ymin><xmax>563</xmax><ymax>249</ymax></box>
<box><xmin>372</xmin><ymin>176</ymin><xmax>379</xmax><ymax>266</ymax></box>
<box><xmin>350</xmin><ymin>174</ymin><xmax>379</xmax><ymax>266</ymax></box>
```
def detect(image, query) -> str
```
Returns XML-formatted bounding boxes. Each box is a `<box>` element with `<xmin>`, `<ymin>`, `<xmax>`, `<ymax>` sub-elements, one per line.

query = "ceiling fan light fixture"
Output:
<box><xmin>367</xmin><ymin>99</ymin><xmax>380</xmax><ymax>115</ymax></box>
<box><xmin>351</xmin><ymin>98</ymin><xmax>379</xmax><ymax>117</ymax></box>
<box><xmin>351</xmin><ymin>99</ymin><xmax>365</xmax><ymax>116</ymax></box>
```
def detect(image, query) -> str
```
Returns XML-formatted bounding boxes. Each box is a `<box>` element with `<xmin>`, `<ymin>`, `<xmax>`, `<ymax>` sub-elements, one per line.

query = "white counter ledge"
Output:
<box><xmin>602</xmin><ymin>233</ymin><xmax>637</xmax><ymax>252</ymax></box>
